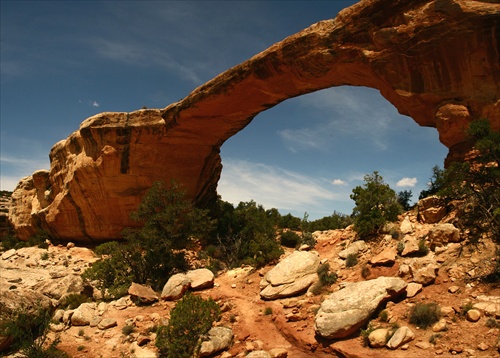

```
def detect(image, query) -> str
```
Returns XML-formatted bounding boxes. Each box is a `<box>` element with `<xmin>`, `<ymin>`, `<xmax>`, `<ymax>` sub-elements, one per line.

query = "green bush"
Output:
<box><xmin>209</xmin><ymin>200</ymin><xmax>283</xmax><ymax>268</ymax></box>
<box><xmin>345</xmin><ymin>253</ymin><xmax>358</xmax><ymax>268</ymax></box>
<box><xmin>417</xmin><ymin>239</ymin><xmax>429</xmax><ymax>256</ymax></box>
<box><xmin>308</xmin><ymin>211</ymin><xmax>353</xmax><ymax>232</ymax></box>
<box><xmin>409</xmin><ymin>302</ymin><xmax>441</xmax><ymax>329</ymax></box>
<box><xmin>82</xmin><ymin>180</ymin><xmax>214</xmax><ymax>295</ymax></box>
<box><xmin>317</xmin><ymin>263</ymin><xmax>337</xmax><ymax>286</ymax></box>
<box><xmin>59</xmin><ymin>293</ymin><xmax>90</xmax><ymax>310</ymax></box>
<box><xmin>350</xmin><ymin>172</ymin><xmax>402</xmax><ymax>238</ymax></box>
<box><xmin>0</xmin><ymin>304</ymin><xmax>68</xmax><ymax>357</ymax></box>
<box><xmin>279</xmin><ymin>231</ymin><xmax>302</xmax><ymax>248</ymax></box>
<box><xmin>156</xmin><ymin>293</ymin><xmax>220</xmax><ymax>358</ymax></box>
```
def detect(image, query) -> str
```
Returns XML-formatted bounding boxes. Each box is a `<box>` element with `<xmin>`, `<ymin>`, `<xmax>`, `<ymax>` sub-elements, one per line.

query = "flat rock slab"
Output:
<box><xmin>260</xmin><ymin>251</ymin><xmax>320</xmax><ymax>300</ymax></box>
<box><xmin>315</xmin><ymin>277</ymin><xmax>407</xmax><ymax>339</ymax></box>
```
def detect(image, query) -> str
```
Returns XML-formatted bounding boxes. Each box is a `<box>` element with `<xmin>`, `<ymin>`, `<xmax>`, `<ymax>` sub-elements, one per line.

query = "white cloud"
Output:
<box><xmin>397</xmin><ymin>177</ymin><xmax>417</xmax><ymax>187</ymax></box>
<box><xmin>278</xmin><ymin>87</ymin><xmax>401</xmax><ymax>153</ymax></box>
<box><xmin>91</xmin><ymin>101</ymin><xmax>100</xmax><ymax>107</ymax></box>
<box><xmin>332</xmin><ymin>179</ymin><xmax>347</xmax><ymax>185</ymax></box>
<box><xmin>218</xmin><ymin>159</ymin><xmax>343</xmax><ymax>216</ymax></box>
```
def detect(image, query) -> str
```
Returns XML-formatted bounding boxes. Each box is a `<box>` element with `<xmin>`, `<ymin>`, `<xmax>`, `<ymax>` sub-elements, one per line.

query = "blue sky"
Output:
<box><xmin>1</xmin><ymin>1</ymin><xmax>448</xmax><ymax>220</ymax></box>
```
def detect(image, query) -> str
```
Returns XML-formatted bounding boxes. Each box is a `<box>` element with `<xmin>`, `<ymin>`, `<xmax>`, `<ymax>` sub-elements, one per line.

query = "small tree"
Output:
<box><xmin>438</xmin><ymin>119</ymin><xmax>499</xmax><ymax>243</ymax></box>
<box><xmin>397</xmin><ymin>190</ymin><xmax>413</xmax><ymax>211</ymax></box>
<box><xmin>419</xmin><ymin>165</ymin><xmax>447</xmax><ymax>200</ymax></box>
<box><xmin>155</xmin><ymin>293</ymin><xmax>220</xmax><ymax>358</ymax></box>
<box><xmin>350</xmin><ymin>171</ymin><xmax>402</xmax><ymax>238</ymax></box>
<box><xmin>83</xmin><ymin>180</ymin><xmax>215</xmax><ymax>295</ymax></box>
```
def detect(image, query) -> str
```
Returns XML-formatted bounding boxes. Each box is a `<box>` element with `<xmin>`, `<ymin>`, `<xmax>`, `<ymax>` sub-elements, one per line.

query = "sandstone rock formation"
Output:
<box><xmin>9</xmin><ymin>0</ymin><xmax>500</xmax><ymax>242</ymax></box>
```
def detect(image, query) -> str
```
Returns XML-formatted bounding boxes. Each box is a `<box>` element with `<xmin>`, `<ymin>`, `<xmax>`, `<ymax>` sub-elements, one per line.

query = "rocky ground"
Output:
<box><xmin>1</xmin><ymin>205</ymin><xmax>500</xmax><ymax>358</ymax></box>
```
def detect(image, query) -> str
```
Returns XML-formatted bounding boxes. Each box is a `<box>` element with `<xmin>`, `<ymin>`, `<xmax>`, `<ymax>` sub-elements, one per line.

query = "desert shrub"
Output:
<box><xmin>419</xmin><ymin>165</ymin><xmax>447</xmax><ymax>200</ymax></box>
<box><xmin>417</xmin><ymin>239</ymin><xmax>430</xmax><ymax>256</ymax></box>
<box><xmin>361</xmin><ymin>264</ymin><xmax>371</xmax><ymax>279</ymax></box>
<box><xmin>397</xmin><ymin>241</ymin><xmax>405</xmax><ymax>256</ymax></box>
<box><xmin>460</xmin><ymin>302</ymin><xmax>474</xmax><ymax>317</ymax></box>
<box><xmin>0</xmin><ymin>304</ymin><xmax>68</xmax><ymax>357</ymax></box>
<box><xmin>279</xmin><ymin>213</ymin><xmax>302</xmax><ymax>230</ymax></box>
<box><xmin>82</xmin><ymin>180</ymin><xmax>214</xmax><ymax>295</ymax></box>
<box><xmin>350</xmin><ymin>172</ymin><xmax>402</xmax><ymax>238</ymax></box>
<box><xmin>409</xmin><ymin>302</ymin><xmax>441</xmax><ymax>329</ymax></box>
<box><xmin>308</xmin><ymin>211</ymin><xmax>353</xmax><ymax>232</ymax></box>
<box><xmin>59</xmin><ymin>293</ymin><xmax>90</xmax><ymax>310</ymax></box>
<box><xmin>156</xmin><ymin>293</ymin><xmax>220</xmax><ymax>358</ymax></box>
<box><xmin>279</xmin><ymin>231</ymin><xmax>302</xmax><ymax>248</ymax></box>
<box><xmin>360</xmin><ymin>322</ymin><xmax>376</xmax><ymax>347</ymax></box>
<box><xmin>317</xmin><ymin>263</ymin><xmax>337</xmax><ymax>286</ymax></box>
<box><xmin>263</xmin><ymin>307</ymin><xmax>273</xmax><ymax>315</ymax></box>
<box><xmin>345</xmin><ymin>253</ymin><xmax>358</xmax><ymax>268</ymax></box>
<box><xmin>378</xmin><ymin>310</ymin><xmax>389</xmax><ymax>322</ymax></box>
<box><xmin>486</xmin><ymin>317</ymin><xmax>500</xmax><ymax>328</ymax></box>
<box><xmin>209</xmin><ymin>200</ymin><xmax>283</xmax><ymax>268</ymax></box>
<box><xmin>122</xmin><ymin>325</ymin><xmax>135</xmax><ymax>336</ymax></box>
<box><xmin>438</xmin><ymin>119</ymin><xmax>499</xmax><ymax>244</ymax></box>
<box><xmin>397</xmin><ymin>190</ymin><xmax>413</xmax><ymax>211</ymax></box>
<box><xmin>429</xmin><ymin>333</ymin><xmax>442</xmax><ymax>345</ymax></box>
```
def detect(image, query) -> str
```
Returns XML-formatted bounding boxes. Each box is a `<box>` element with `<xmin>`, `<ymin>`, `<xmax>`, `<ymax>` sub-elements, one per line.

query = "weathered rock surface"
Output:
<box><xmin>417</xmin><ymin>196</ymin><xmax>447</xmax><ymax>224</ymax></box>
<box><xmin>199</xmin><ymin>327</ymin><xmax>234</xmax><ymax>357</ymax></box>
<box><xmin>386</xmin><ymin>326</ymin><xmax>415</xmax><ymax>349</ymax></box>
<box><xmin>161</xmin><ymin>273</ymin><xmax>191</xmax><ymax>301</ymax></box>
<box><xmin>314</xmin><ymin>277</ymin><xmax>407</xmax><ymax>339</ymax></box>
<box><xmin>8</xmin><ymin>0</ymin><xmax>500</xmax><ymax>242</ymax></box>
<box><xmin>128</xmin><ymin>283</ymin><xmax>159</xmax><ymax>305</ymax></box>
<box><xmin>260</xmin><ymin>251</ymin><xmax>320</xmax><ymax>300</ymax></box>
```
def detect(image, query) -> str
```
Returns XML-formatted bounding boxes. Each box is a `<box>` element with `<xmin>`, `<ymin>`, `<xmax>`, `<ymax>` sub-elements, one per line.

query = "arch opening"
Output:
<box><xmin>218</xmin><ymin>86</ymin><xmax>448</xmax><ymax>220</ymax></box>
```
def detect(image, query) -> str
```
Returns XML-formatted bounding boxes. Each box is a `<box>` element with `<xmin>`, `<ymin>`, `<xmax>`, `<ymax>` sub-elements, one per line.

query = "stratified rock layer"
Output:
<box><xmin>9</xmin><ymin>0</ymin><xmax>500</xmax><ymax>242</ymax></box>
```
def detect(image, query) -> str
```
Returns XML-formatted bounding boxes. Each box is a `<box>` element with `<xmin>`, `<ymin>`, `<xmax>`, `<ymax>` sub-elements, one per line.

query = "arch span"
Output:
<box><xmin>9</xmin><ymin>0</ymin><xmax>500</xmax><ymax>241</ymax></box>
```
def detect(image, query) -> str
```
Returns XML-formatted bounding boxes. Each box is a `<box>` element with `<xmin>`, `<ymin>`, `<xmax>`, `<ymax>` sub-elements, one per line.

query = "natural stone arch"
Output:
<box><xmin>9</xmin><ymin>0</ymin><xmax>500</xmax><ymax>241</ymax></box>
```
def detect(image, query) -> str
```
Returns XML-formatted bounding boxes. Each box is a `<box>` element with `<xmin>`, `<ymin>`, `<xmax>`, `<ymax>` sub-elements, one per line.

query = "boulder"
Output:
<box><xmin>400</xmin><ymin>236</ymin><xmax>420</xmax><ymax>257</ymax></box>
<box><xmin>368</xmin><ymin>328</ymin><xmax>389</xmax><ymax>348</ymax></box>
<box><xmin>128</xmin><ymin>283</ymin><xmax>159</xmax><ymax>304</ymax></box>
<box><xmin>370</xmin><ymin>247</ymin><xmax>397</xmax><ymax>266</ymax></box>
<box><xmin>71</xmin><ymin>302</ymin><xmax>97</xmax><ymax>326</ymax></box>
<box><xmin>386</xmin><ymin>326</ymin><xmax>415</xmax><ymax>349</ymax></box>
<box><xmin>34</xmin><ymin>274</ymin><xmax>83</xmax><ymax>300</ymax></box>
<box><xmin>408</xmin><ymin>258</ymin><xmax>440</xmax><ymax>286</ymax></box>
<box><xmin>97</xmin><ymin>318</ymin><xmax>117</xmax><ymax>330</ymax></box>
<box><xmin>260</xmin><ymin>251</ymin><xmax>320</xmax><ymax>300</ymax></box>
<box><xmin>10</xmin><ymin>0</ymin><xmax>499</xmax><ymax>242</ymax></box>
<box><xmin>338</xmin><ymin>241</ymin><xmax>367</xmax><ymax>259</ymax></box>
<box><xmin>417</xmin><ymin>196</ymin><xmax>447</xmax><ymax>224</ymax></box>
<box><xmin>406</xmin><ymin>282</ymin><xmax>423</xmax><ymax>298</ymax></box>
<box><xmin>199</xmin><ymin>326</ymin><xmax>233</xmax><ymax>357</ymax></box>
<box><xmin>161</xmin><ymin>273</ymin><xmax>191</xmax><ymax>301</ymax></box>
<box><xmin>428</xmin><ymin>224</ymin><xmax>461</xmax><ymax>248</ymax></box>
<box><xmin>400</xmin><ymin>216</ymin><xmax>413</xmax><ymax>234</ymax></box>
<box><xmin>186</xmin><ymin>268</ymin><xmax>215</xmax><ymax>290</ymax></box>
<box><xmin>314</xmin><ymin>277</ymin><xmax>407</xmax><ymax>339</ymax></box>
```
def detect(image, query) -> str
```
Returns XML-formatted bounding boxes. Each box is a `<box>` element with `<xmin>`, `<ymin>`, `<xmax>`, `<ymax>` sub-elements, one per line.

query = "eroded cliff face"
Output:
<box><xmin>9</xmin><ymin>0</ymin><xmax>500</xmax><ymax>242</ymax></box>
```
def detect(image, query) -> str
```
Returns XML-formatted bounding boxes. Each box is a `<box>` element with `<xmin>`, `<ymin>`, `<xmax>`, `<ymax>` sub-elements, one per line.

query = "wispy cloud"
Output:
<box><xmin>91</xmin><ymin>101</ymin><xmax>100</xmax><ymax>107</ymax></box>
<box><xmin>332</xmin><ymin>179</ymin><xmax>347</xmax><ymax>185</ymax></box>
<box><xmin>278</xmin><ymin>87</ymin><xmax>400</xmax><ymax>153</ymax></box>
<box><xmin>397</xmin><ymin>177</ymin><xmax>417</xmax><ymax>187</ymax></box>
<box><xmin>218</xmin><ymin>159</ymin><xmax>351</xmax><ymax>217</ymax></box>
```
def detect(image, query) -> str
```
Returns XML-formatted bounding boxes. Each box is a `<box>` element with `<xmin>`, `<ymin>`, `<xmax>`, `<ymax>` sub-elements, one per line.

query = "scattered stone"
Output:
<box><xmin>199</xmin><ymin>327</ymin><xmax>233</xmax><ymax>357</ymax></box>
<box><xmin>338</xmin><ymin>241</ymin><xmax>367</xmax><ymax>259</ymax></box>
<box><xmin>406</xmin><ymin>282</ymin><xmax>423</xmax><ymax>298</ymax></box>
<box><xmin>71</xmin><ymin>302</ymin><xmax>97</xmax><ymax>326</ymax></box>
<box><xmin>466</xmin><ymin>309</ymin><xmax>481</xmax><ymax>322</ymax></box>
<box><xmin>428</xmin><ymin>223</ymin><xmax>461</xmax><ymax>249</ymax></box>
<box><xmin>1</xmin><ymin>249</ymin><xmax>16</xmax><ymax>260</ymax></box>
<box><xmin>137</xmin><ymin>335</ymin><xmax>151</xmax><ymax>346</ymax></box>
<box><xmin>66</xmin><ymin>242</ymin><xmax>75</xmax><ymax>249</ymax></box>
<box><xmin>246</xmin><ymin>351</ymin><xmax>271</xmax><ymax>358</ymax></box>
<box><xmin>161</xmin><ymin>273</ymin><xmax>191</xmax><ymax>301</ymax></box>
<box><xmin>401</xmin><ymin>236</ymin><xmax>420</xmax><ymax>256</ymax></box>
<box><xmin>368</xmin><ymin>328</ymin><xmax>390</xmax><ymax>348</ymax></box>
<box><xmin>128</xmin><ymin>282</ymin><xmax>159</xmax><ymax>304</ymax></box>
<box><xmin>408</xmin><ymin>258</ymin><xmax>439</xmax><ymax>285</ymax></box>
<box><xmin>477</xmin><ymin>342</ymin><xmax>489</xmax><ymax>351</ymax></box>
<box><xmin>97</xmin><ymin>318</ymin><xmax>117</xmax><ymax>330</ymax></box>
<box><xmin>432</xmin><ymin>318</ymin><xmax>448</xmax><ymax>332</ymax></box>
<box><xmin>415</xmin><ymin>341</ymin><xmax>432</xmax><ymax>349</ymax></box>
<box><xmin>129</xmin><ymin>342</ymin><xmax>158</xmax><ymax>358</ymax></box>
<box><xmin>448</xmin><ymin>285</ymin><xmax>460</xmax><ymax>293</ymax></box>
<box><xmin>400</xmin><ymin>216</ymin><xmax>414</xmax><ymax>234</ymax></box>
<box><xmin>386</xmin><ymin>326</ymin><xmax>415</xmax><ymax>349</ymax></box>
<box><xmin>269</xmin><ymin>348</ymin><xmax>288</xmax><ymax>358</ymax></box>
<box><xmin>370</xmin><ymin>247</ymin><xmax>397</xmax><ymax>266</ymax></box>
<box><xmin>186</xmin><ymin>268</ymin><xmax>215</xmax><ymax>290</ymax></box>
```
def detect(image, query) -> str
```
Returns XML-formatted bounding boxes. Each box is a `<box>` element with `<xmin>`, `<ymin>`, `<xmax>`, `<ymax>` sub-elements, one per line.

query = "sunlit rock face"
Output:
<box><xmin>9</xmin><ymin>0</ymin><xmax>500</xmax><ymax>242</ymax></box>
